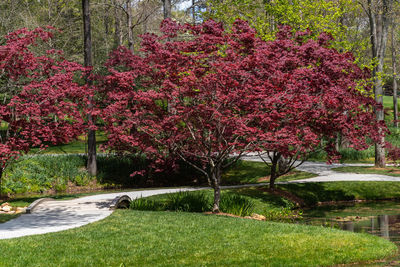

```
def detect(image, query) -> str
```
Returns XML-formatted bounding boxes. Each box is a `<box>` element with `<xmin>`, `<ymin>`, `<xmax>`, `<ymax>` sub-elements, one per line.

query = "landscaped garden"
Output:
<box><xmin>3</xmin><ymin>1</ymin><xmax>400</xmax><ymax>266</ymax></box>
<box><xmin>0</xmin><ymin>210</ymin><xmax>396</xmax><ymax>267</ymax></box>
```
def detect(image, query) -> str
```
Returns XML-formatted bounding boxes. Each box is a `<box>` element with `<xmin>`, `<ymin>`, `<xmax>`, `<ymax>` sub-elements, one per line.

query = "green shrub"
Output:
<box><xmin>130</xmin><ymin>197</ymin><xmax>164</xmax><ymax>211</ymax></box>
<box><xmin>2</xmin><ymin>155</ymin><xmax>90</xmax><ymax>194</ymax></box>
<box><xmin>166</xmin><ymin>191</ymin><xmax>211</xmax><ymax>212</ymax></box>
<box><xmin>219</xmin><ymin>193</ymin><xmax>255</xmax><ymax>217</ymax></box>
<box><xmin>96</xmin><ymin>155</ymin><xmax>148</xmax><ymax>187</ymax></box>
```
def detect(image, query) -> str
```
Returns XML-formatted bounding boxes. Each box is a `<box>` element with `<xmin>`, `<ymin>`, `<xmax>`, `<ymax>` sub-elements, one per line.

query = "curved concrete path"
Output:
<box><xmin>241</xmin><ymin>155</ymin><xmax>400</xmax><ymax>183</ymax></box>
<box><xmin>2</xmin><ymin>158</ymin><xmax>400</xmax><ymax>240</ymax></box>
<box><xmin>0</xmin><ymin>184</ymin><xmax>265</xmax><ymax>240</ymax></box>
<box><xmin>0</xmin><ymin>188</ymin><xmax>204</xmax><ymax>240</ymax></box>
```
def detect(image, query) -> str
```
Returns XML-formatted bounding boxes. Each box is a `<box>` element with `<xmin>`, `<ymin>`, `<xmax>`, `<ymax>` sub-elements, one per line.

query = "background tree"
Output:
<box><xmin>101</xmin><ymin>18</ymin><xmax>382</xmax><ymax>209</ymax></box>
<box><xmin>360</xmin><ymin>0</ymin><xmax>393</xmax><ymax>167</ymax></box>
<box><xmin>391</xmin><ymin>19</ymin><xmax>398</xmax><ymax>128</ymax></box>
<box><xmin>101</xmin><ymin>19</ymin><xmax>263</xmax><ymax>212</ymax></box>
<box><xmin>251</xmin><ymin>26</ymin><xmax>382</xmax><ymax>189</ymax></box>
<box><xmin>0</xmin><ymin>27</ymin><xmax>86</xmax><ymax>196</ymax></box>
<box><xmin>82</xmin><ymin>0</ymin><xmax>97</xmax><ymax>176</ymax></box>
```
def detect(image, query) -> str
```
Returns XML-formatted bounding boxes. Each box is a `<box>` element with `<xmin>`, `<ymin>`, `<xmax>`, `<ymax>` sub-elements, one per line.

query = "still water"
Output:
<box><xmin>302</xmin><ymin>201</ymin><xmax>400</xmax><ymax>266</ymax></box>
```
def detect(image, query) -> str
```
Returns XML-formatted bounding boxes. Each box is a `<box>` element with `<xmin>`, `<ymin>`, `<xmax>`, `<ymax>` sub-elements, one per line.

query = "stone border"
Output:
<box><xmin>109</xmin><ymin>195</ymin><xmax>132</xmax><ymax>210</ymax></box>
<box><xmin>26</xmin><ymin>198</ymin><xmax>54</xmax><ymax>214</ymax></box>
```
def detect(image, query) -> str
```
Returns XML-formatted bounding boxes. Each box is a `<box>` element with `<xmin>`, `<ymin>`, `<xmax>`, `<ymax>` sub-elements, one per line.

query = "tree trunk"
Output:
<box><xmin>82</xmin><ymin>0</ymin><xmax>97</xmax><ymax>176</ymax></box>
<box><xmin>126</xmin><ymin>0</ymin><xmax>134</xmax><ymax>53</ymax></box>
<box><xmin>113</xmin><ymin>0</ymin><xmax>123</xmax><ymax>47</ymax></box>
<box><xmin>269</xmin><ymin>154</ymin><xmax>279</xmax><ymax>190</ymax></box>
<box><xmin>278</xmin><ymin>155</ymin><xmax>289</xmax><ymax>175</ymax></box>
<box><xmin>211</xmin><ymin>166</ymin><xmax>221</xmax><ymax>213</ymax></box>
<box><xmin>366</xmin><ymin>0</ymin><xmax>392</xmax><ymax>168</ymax></box>
<box><xmin>392</xmin><ymin>23</ymin><xmax>398</xmax><ymax>127</ymax></box>
<box><xmin>212</xmin><ymin>183</ymin><xmax>221</xmax><ymax>213</ymax></box>
<box><xmin>0</xmin><ymin>168</ymin><xmax>3</xmax><ymax>200</ymax></box>
<box><xmin>162</xmin><ymin>0</ymin><xmax>171</xmax><ymax>19</ymax></box>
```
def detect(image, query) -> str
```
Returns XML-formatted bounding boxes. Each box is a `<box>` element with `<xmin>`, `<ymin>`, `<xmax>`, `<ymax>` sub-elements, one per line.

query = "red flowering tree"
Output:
<box><xmin>250</xmin><ymin>27</ymin><xmax>383</xmax><ymax>189</ymax></box>
<box><xmin>102</xmin><ymin>19</ymin><xmax>261</xmax><ymax>212</ymax></box>
<box><xmin>0</xmin><ymin>28</ymin><xmax>87</xmax><ymax>194</ymax></box>
<box><xmin>102</xmin><ymin>19</ymin><xmax>382</xmax><ymax>211</ymax></box>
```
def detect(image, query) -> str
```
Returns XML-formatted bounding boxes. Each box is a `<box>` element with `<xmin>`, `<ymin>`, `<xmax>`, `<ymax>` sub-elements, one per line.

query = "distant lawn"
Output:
<box><xmin>279</xmin><ymin>182</ymin><xmax>400</xmax><ymax>206</ymax></box>
<box><xmin>0</xmin><ymin>210</ymin><xmax>395</xmax><ymax>267</ymax></box>
<box><xmin>383</xmin><ymin>95</ymin><xmax>400</xmax><ymax>113</ymax></box>
<box><xmin>30</xmin><ymin>132</ymin><xmax>107</xmax><ymax>154</ymax></box>
<box><xmin>333</xmin><ymin>166</ymin><xmax>400</xmax><ymax>177</ymax></box>
<box><xmin>0</xmin><ymin>214</ymin><xmax>19</xmax><ymax>223</ymax></box>
<box><xmin>222</xmin><ymin>160</ymin><xmax>316</xmax><ymax>184</ymax></box>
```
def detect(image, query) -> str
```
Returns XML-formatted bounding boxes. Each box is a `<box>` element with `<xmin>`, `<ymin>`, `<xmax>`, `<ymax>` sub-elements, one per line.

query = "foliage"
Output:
<box><xmin>0</xmin><ymin>210</ymin><xmax>396</xmax><ymax>266</ymax></box>
<box><xmin>219</xmin><ymin>193</ymin><xmax>255</xmax><ymax>216</ymax></box>
<box><xmin>204</xmin><ymin>0</ymin><xmax>366</xmax><ymax>52</ymax></box>
<box><xmin>130</xmin><ymin>197</ymin><xmax>164</xmax><ymax>211</ymax></box>
<box><xmin>246</xmin><ymin>24</ymin><xmax>381</xmax><ymax>187</ymax></box>
<box><xmin>386</xmin><ymin>143</ymin><xmax>400</xmax><ymax>166</ymax></box>
<box><xmin>165</xmin><ymin>191</ymin><xmax>211</xmax><ymax>212</ymax></box>
<box><xmin>2</xmin><ymin>155</ymin><xmax>91</xmax><ymax>195</ymax></box>
<box><xmin>0</xmin><ymin>27</ymin><xmax>87</xmax><ymax>189</ymax></box>
<box><xmin>101</xmin><ymin>19</ymin><xmax>266</xmax><ymax>212</ymax></box>
<box><xmin>102</xmin><ymin>18</ymin><xmax>380</xmax><ymax>208</ymax></box>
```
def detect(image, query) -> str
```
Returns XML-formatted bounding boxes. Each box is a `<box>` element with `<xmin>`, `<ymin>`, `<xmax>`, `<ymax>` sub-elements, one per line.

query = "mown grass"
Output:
<box><xmin>30</xmin><ymin>132</ymin><xmax>107</xmax><ymax>154</ymax></box>
<box><xmin>333</xmin><ymin>166</ymin><xmax>400</xmax><ymax>177</ymax></box>
<box><xmin>222</xmin><ymin>160</ymin><xmax>317</xmax><ymax>184</ymax></box>
<box><xmin>0</xmin><ymin>210</ymin><xmax>395</xmax><ymax>267</ymax></box>
<box><xmin>279</xmin><ymin>182</ymin><xmax>400</xmax><ymax>206</ymax></box>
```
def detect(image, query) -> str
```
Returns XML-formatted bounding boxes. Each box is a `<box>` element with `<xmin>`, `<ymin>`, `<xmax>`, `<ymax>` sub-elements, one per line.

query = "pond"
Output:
<box><xmin>302</xmin><ymin>201</ymin><xmax>400</xmax><ymax>265</ymax></box>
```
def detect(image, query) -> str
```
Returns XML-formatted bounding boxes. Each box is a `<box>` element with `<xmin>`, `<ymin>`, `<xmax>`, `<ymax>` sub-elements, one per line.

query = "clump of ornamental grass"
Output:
<box><xmin>219</xmin><ymin>193</ymin><xmax>255</xmax><ymax>217</ymax></box>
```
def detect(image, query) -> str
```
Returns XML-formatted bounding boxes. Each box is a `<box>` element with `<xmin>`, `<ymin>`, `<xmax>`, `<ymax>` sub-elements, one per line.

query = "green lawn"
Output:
<box><xmin>222</xmin><ymin>160</ymin><xmax>317</xmax><ymax>184</ymax></box>
<box><xmin>131</xmin><ymin>187</ymin><xmax>295</xmax><ymax>218</ymax></box>
<box><xmin>30</xmin><ymin>132</ymin><xmax>107</xmax><ymax>154</ymax></box>
<box><xmin>333</xmin><ymin>166</ymin><xmax>400</xmax><ymax>177</ymax></box>
<box><xmin>0</xmin><ymin>210</ymin><xmax>395</xmax><ymax>267</ymax></box>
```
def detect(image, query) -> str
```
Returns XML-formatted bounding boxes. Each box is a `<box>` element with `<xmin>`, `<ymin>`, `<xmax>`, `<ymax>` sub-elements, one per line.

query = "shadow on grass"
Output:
<box><xmin>278</xmin><ymin>183</ymin><xmax>355</xmax><ymax>206</ymax></box>
<box><xmin>231</xmin><ymin>187</ymin><xmax>294</xmax><ymax>208</ymax></box>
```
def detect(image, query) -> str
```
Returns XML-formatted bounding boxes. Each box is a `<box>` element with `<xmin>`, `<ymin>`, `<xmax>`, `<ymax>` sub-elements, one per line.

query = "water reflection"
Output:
<box><xmin>304</xmin><ymin>214</ymin><xmax>400</xmax><ymax>244</ymax></box>
<box><xmin>302</xmin><ymin>201</ymin><xmax>400</xmax><ymax>241</ymax></box>
<box><xmin>302</xmin><ymin>203</ymin><xmax>400</xmax><ymax>265</ymax></box>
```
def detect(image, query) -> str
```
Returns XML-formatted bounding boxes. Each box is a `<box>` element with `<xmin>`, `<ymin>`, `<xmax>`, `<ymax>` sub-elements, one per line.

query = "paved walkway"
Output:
<box><xmin>0</xmin><ymin>188</ymin><xmax>199</xmax><ymax>240</ymax></box>
<box><xmin>2</xmin><ymin>158</ymin><xmax>400</xmax><ymax>240</ymax></box>
<box><xmin>0</xmin><ymin>184</ymin><xmax>265</xmax><ymax>240</ymax></box>
<box><xmin>241</xmin><ymin>155</ymin><xmax>400</xmax><ymax>183</ymax></box>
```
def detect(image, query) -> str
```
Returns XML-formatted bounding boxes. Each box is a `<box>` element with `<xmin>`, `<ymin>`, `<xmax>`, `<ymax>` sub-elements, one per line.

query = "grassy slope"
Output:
<box><xmin>222</xmin><ymin>160</ymin><xmax>317</xmax><ymax>184</ymax></box>
<box><xmin>0</xmin><ymin>210</ymin><xmax>395</xmax><ymax>267</ymax></box>
<box><xmin>133</xmin><ymin>187</ymin><xmax>294</xmax><ymax>214</ymax></box>
<box><xmin>279</xmin><ymin>182</ymin><xmax>400</xmax><ymax>206</ymax></box>
<box><xmin>333</xmin><ymin>166</ymin><xmax>400</xmax><ymax>177</ymax></box>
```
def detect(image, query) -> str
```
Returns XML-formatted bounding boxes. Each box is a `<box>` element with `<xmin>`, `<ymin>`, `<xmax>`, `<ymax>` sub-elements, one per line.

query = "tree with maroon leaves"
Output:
<box><xmin>250</xmin><ymin>27</ymin><xmax>383</xmax><ymax>189</ymax></box>
<box><xmin>0</xmin><ymin>28</ymin><xmax>87</xmax><ymax>196</ymax></box>
<box><xmin>102</xmin><ymin>19</ymin><xmax>261</xmax><ymax>212</ymax></box>
<box><xmin>102</xmin><ymin>19</ymin><xmax>382</xmax><ymax>211</ymax></box>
